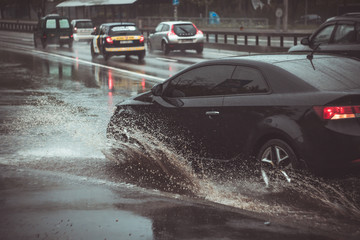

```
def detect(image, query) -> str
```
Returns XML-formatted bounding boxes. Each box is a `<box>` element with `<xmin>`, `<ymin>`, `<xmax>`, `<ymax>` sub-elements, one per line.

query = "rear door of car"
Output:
<box><xmin>58</xmin><ymin>18</ymin><xmax>72</xmax><ymax>41</ymax></box>
<box><xmin>152</xmin><ymin>64</ymin><xmax>236</xmax><ymax>159</ymax></box>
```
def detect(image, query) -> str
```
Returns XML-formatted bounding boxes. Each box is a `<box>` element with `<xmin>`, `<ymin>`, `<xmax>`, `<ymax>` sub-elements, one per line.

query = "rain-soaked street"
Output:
<box><xmin>1</xmin><ymin>31</ymin><xmax>360</xmax><ymax>240</ymax></box>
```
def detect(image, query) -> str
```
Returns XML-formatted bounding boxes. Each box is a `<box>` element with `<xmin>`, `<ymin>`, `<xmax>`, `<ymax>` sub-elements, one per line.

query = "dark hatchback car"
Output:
<box><xmin>289</xmin><ymin>13</ymin><xmax>360</xmax><ymax>59</ymax></box>
<box><xmin>107</xmin><ymin>53</ymin><xmax>360</xmax><ymax>185</ymax></box>
<box><xmin>90</xmin><ymin>22</ymin><xmax>145</xmax><ymax>62</ymax></box>
<box><xmin>33</xmin><ymin>14</ymin><xmax>73</xmax><ymax>49</ymax></box>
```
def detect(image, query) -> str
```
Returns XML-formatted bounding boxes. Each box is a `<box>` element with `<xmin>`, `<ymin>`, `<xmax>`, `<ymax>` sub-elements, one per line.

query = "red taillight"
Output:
<box><xmin>139</xmin><ymin>35</ymin><xmax>144</xmax><ymax>43</ymax></box>
<box><xmin>192</xmin><ymin>23</ymin><xmax>203</xmax><ymax>35</ymax></box>
<box><xmin>70</xmin><ymin>34</ymin><xmax>73</xmax><ymax>39</ymax></box>
<box><xmin>167</xmin><ymin>25</ymin><xmax>175</xmax><ymax>36</ymax></box>
<box><xmin>313</xmin><ymin>105</ymin><xmax>360</xmax><ymax>120</ymax></box>
<box><xmin>42</xmin><ymin>34</ymin><xmax>47</xmax><ymax>39</ymax></box>
<box><xmin>73</xmin><ymin>27</ymin><xmax>77</xmax><ymax>33</ymax></box>
<box><xmin>106</xmin><ymin>36</ymin><xmax>113</xmax><ymax>44</ymax></box>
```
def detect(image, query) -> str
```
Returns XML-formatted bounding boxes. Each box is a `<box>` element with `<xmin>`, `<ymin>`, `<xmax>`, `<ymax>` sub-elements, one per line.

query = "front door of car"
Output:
<box><xmin>152</xmin><ymin>64</ymin><xmax>237</xmax><ymax>160</ymax></box>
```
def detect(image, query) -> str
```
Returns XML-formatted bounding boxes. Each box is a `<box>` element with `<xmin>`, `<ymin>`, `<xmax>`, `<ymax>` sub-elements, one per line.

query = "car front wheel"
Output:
<box><xmin>257</xmin><ymin>139</ymin><xmax>297</xmax><ymax>188</ymax></box>
<box><xmin>90</xmin><ymin>42</ymin><xmax>98</xmax><ymax>58</ymax></box>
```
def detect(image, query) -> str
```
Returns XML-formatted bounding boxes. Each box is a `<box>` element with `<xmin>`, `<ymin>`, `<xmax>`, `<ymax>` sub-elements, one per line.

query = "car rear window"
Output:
<box><xmin>59</xmin><ymin>19</ymin><xmax>70</xmax><ymax>29</ymax></box>
<box><xmin>109</xmin><ymin>25</ymin><xmax>140</xmax><ymax>36</ymax></box>
<box><xmin>75</xmin><ymin>21</ymin><xmax>93</xmax><ymax>28</ymax></box>
<box><xmin>174</xmin><ymin>24</ymin><xmax>196</xmax><ymax>35</ymax></box>
<box><xmin>276</xmin><ymin>57</ymin><xmax>360</xmax><ymax>91</ymax></box>
<box><xmin>46</xmin><ymin>19</ymin><xmax>56</xmax><ymax>29</ymax></box>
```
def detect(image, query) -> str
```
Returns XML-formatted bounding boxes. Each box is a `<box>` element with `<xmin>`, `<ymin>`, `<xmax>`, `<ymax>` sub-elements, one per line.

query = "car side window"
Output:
<box><xmin>218</xmin><ymin>66</ymin><xmax>268</xmax><ymax>94</ymax></box>
<box><xmin>46</xmin><ymin>19</ymin><xmax>56</xmax><ymax>29</ymax></box>
<box><xmin>155</xmin><ymin>24</ymin><xmax>163</xmax><ymax>32</ymax></box>
<box><xmin>164</xmin><ymin>65</ymin><xmax>235</xmax><ymax>97</ymax></box>
<box><xmin>333</xmin><ymin>23</ymin><xmax>356</xmax><ymax>44</ymax></box>
<box><xmin>161</xmin><ymin>24</ymin><xmax>170</xmax><ymax>32</ymax></box>
<box><xmin>99</xmin><ymin>26</ymin><xmax>106</xmax><ymax>35</ymax></box>
<box><xmin>312</xmin><ymin>24</ymin><xmax>335</xmax><ymax>45</ymax></box>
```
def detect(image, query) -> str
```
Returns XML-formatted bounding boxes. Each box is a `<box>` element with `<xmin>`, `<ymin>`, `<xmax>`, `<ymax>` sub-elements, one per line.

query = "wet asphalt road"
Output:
<box><xmin>0</xmin><ymin>31</ymin><xmax>360</xmax><ymax>240</ymax></box>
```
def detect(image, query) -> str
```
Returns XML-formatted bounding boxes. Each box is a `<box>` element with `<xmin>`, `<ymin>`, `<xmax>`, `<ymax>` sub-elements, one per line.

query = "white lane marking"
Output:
<box><xmin>31</xmin><ymin>49</ymin><xmax>166</xmax><ymax>83</ymax></box>
<box><xmin>155</xmin><ymin>57</ymin><xmax>178</xmax><ymax>62</ymax></box>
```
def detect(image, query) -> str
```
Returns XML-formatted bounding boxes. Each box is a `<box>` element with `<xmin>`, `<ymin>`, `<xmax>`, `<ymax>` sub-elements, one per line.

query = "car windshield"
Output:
<box><xmin>173</xmin><ymin>24</ymin><xmax>196</xmax><ymax>35</ymax></box>
<box><xmin>76</xmin><ymin>21</ymin><xmax>93</xmax><ymax>28</ymax></box>
<box><xmin>109</xmin><ymin>25</ymin><xmax>140</xmax><ymax>36</ymax></box>
<box><xmin>276</xmin><ymin>57</ymin><xmax>360</xmax><ymax>91</ymax></box>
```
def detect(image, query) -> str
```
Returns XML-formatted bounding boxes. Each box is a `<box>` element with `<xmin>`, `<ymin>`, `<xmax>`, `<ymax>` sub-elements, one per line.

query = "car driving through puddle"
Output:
<box><xmin>107</xmin><ymin>53</ymin><xmax>360</xmax><ymax>187</ymax></box>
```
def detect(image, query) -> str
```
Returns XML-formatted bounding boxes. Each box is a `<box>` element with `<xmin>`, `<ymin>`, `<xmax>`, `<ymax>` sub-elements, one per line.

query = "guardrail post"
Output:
<box><xmin>280</xmin><ymin>36</ymin><xmax>284</xmax><ymax>47</ymax></box>
<box><xmin>294</xmin><ymin>36</ymin><xmax>298</xmax><ymax>46</ymax></box>
<box><xmin>206</xmin><ymin>33</ymin><xmax>209</xmax><ymax>43</ymax></box>
<box><xmin>255</xmin><ymin>35</ymin><xmax>259</xmax><ymax>46</ymax></box>
<box><xmin>267</xmin><ymin>36</ymin><xmax>271</xmax><ymax>46</ymax></box>
<box><xmin>215</xmin><ymin>34</ymin><xmax>218</xmax><ymax>43</ymax></box>
<box><xmin>244</xmin><ymin>35</ymin><xmax>248</xmax><ymax>45</ymax></box>
<box><xmin>224</xmin><ymin>34</ymin><xmax>227</xmax><ymax>44</ymax></box>
<box><xmin>234</xmin><ymin>35</ymin><xmax>237</xmax><ymax>44</ymax></box>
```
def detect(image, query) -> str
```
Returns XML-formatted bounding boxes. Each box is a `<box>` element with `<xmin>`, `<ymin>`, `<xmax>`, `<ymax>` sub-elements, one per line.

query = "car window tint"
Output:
<box><xmin>59</xmin><ymin>19</ymin><xmax>70</xmax><ymax>29</ymax></box>
<box><xmin>46</xmin><ymin>19</ymin><xmax>56</xmax><ymax>29</ymax></box>
<box><xmin>312</xmin><ymin>24</ymin><xmax>335</xmax><ymax>45</ymax></box>
<box><xmin>212</xmin><ymin>66</ymin><xmax>268</xmax><ymax>95</ymax></box>
<box><xmin>174</xmin><ymin>24</ymin><xmax>196</xmax><ymax>35</ymax></box>
<box><xmin>165</xmin><ymin>65</ymin><xmax>235</xmax><ymax>97</ymax></box>
<box><xmin>76</xmin><ymin>21</ymin><xmax>93</xmax><ymax>28</ymax></box>
<box><xmin>161</xmin><ymin>24</ymin><xmax>170</xmax><ymax>32</ymax></box>
<box><xmin>109</xmin><ymin>26</ymin><xmax>140</xmax><ymax>36</ymax></box>
<box><xmin>333</xmin><ymin>24</ymin><xmax>356</xmax><ymax>44</ymax></box>
<box><xmin>155</xmin><ymin>24</ymin><xmax>163</xmax><ymax>32</ymax></box>
<box><xmin>276</xmin><ymin>58</ymin><xmax>360</xmax><ymax>91</ymax></box>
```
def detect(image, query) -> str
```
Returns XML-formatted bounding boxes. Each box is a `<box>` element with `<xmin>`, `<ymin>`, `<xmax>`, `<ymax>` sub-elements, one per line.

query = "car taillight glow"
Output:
<box><xmin>313</xmin><ymin>105</ymin><xmax>360</xmax><ymax>120</ymax></box>
<box><xmin>106</xmin><ymin>36</ymin><xmax>113</xmax><ymax>44</ymax></box>
<box><xmin>192</xmin><ymin>23</ymin><xmax>203</xmax><ymax>35</ymax></box>
<box><xmin>139</xmin><ymin>35</ymin><xmax>145</xmax><ymax>43</ymax></box>
<box><xmin>167</xmin><ymin>25</ymin><xmax>176</xmax><ymax>36</ymax></box>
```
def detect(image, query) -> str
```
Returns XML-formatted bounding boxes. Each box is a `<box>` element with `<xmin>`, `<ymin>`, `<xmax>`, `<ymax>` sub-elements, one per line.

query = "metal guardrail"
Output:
<box><xmin>0</xmin><ymin>20</ymin><xmax>311</xmax><ymax>53</ymax></box>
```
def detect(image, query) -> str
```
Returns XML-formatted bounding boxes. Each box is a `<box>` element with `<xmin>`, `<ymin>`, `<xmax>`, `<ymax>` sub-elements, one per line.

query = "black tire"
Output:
<box><xmin>162</xmin><ymin>41</ymin><xmax>170</xmax><ymax>55</ymax></box>
<box><xmin>147</xmin><ymin>41</ymin><xmax>153</xmax><ymax>53</ymax></box>
<box><xmin>68</xmin><ymin>41</ymin><xmax>73</xmax><ymax>48</ymax></box>
<box><xmin>33</xmin><ymin>35</ymin><xmax>38</xmax><ymax>48</ymax></box>
<box><xmin>41</xmin><ymin>40</ymin><xmax>47</xmax><ymax>49</ymax></box>
<box><xmin>257</xmin><ymin>139</ymin><xmax>297</xmax><ymax>187</ymax></box>
<box><xmin>196</xmin><ymin>46</ymin><xmax>203</xmax><ymax>54</ymax></box>
<box><xmin>138</xmin><ymin>52</ymin><xmax>145</xmax><ymax>63</ymax></box>
<box><xmin>103</xmin><ymin>48</ymin><xmax>110</xmax><ymax>61</ymax></box>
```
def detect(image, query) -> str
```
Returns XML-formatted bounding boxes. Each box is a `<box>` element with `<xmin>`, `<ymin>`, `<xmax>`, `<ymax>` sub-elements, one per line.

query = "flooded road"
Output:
<box><xmin>0</xmin><ymin>31</ymin><xmax>360</xmax><ymax>239</ymax></box>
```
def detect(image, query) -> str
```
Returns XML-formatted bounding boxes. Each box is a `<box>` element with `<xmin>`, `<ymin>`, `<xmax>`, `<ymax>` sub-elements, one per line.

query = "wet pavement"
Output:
<box><xmin>1</xmin><ymin>31</ymin><xmax>360</xmax><ymax>240</ymax></box>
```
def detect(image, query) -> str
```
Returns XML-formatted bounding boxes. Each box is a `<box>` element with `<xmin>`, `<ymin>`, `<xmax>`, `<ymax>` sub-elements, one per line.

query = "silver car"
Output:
<box><xmin>147</xmin><ymin>21</ymin><xmax>204</xmax><ymax>55</ymax></box>
<box><xmin>71</xmin><ymin>19</ymin><xmax>95</xmax><ymax>42</ymax></box>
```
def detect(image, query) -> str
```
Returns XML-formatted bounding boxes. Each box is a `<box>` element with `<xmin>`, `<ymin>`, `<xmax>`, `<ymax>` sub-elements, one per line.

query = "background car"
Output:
<box><xmin>295</xmin><ymin>14</ymin><xmax>322</xmax><ymax>25</ymax></box>
<box><xmin>107</xmin><ymin>53</ymin><xmax>360</xmax><ymax>186</ymax></box>
<box><xmin>289</xmin><ymin>13</ymin><xmax>360</xmax><ymax>59</ymax></box>
<box><xmin>33</xmin><ymin>14</ymin><xmax>73</xmax><ymax>49</ymax></box>
<box><xmin>90</xmin><ymin>22</ymin><xmax>145</xmax><ymax>62</ymax></box>
<box><xmin>147</xmin><ymin>21</ymin><xmax>204</xmax><ymax>55</ymax></box>
<box><xmin>71</xmin><ymin>19</ymin><xmax>95</xmax><ymax>42</ymax></box>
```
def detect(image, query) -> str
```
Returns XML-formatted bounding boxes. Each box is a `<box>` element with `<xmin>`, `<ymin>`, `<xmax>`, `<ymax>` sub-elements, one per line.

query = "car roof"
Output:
<box><xmin>42</xmin><ymin>14</ymin><xmax>69</xmax><ymax>20</ymax></box>
<box><xmin>161</xmin><ymin>21</ymin><xmax>194</xmax><ymax>25</ymax></box>
<box><xmin>100</xmin><ymin>22</ymin><xmax>136</xmax><ymax>27</ymax></box>
<box><xmin>326</xmin><ymin>12</ymin><xmax>360</xmax><ymax>22</ymax></box>
<box><xmin>71</xmin><ymin>19</ymin><xmax>92</xmax><ymax>22</ymax></box>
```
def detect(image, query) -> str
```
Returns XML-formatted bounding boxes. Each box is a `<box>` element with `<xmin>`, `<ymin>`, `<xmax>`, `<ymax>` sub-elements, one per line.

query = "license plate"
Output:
<box><xmin>60</xmin><ymin>36</ymin><xmax>69</xmax><ymax>39</ymax></box>
<box><xmin>179</xmin><ymin>39</ymin><xmax>193</xmax><ymax>43</ymax></box>
<box><xmin>120</xmin><ymin>40</ymin><xmax>133</xmax><ymax>44</ymax></box>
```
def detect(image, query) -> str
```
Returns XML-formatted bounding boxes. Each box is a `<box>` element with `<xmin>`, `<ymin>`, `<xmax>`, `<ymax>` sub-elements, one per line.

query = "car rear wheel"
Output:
<box><xmin>138</xmin><ymin>52</ymin><xmax>145</xmax><ymax>63</ymax></box>
<box><xmin>196</xmin><ymin>46</ymin><xmax>203</xmax><ymax>54</ymax></box>
<box><xmin>103</xmin><ymin>48</ymin><xmax>110</xmax><ymax>61</ymax></box>
<box><xmin>68</xmin><ymin>41</ymin><xmax>73</xmax><ymax>48</ymax></box>
<box><xmin>41</xmin><ymin>40</ymin><xmax>47</xmax><ymax>49</ymax></box>
<box><xmin>257</xmin><ymin>139</ymin><xmax>297</xmax><ymax>188</ymax></box>
<box><xmin>147</xmin><ymin>41</ymin><xmax>153</xmax><ymax>53</ymax></box>
<box><xmin>162</xmin><ymin>41</ymin><xmax>170</xmax><ymax>55</ymax></box>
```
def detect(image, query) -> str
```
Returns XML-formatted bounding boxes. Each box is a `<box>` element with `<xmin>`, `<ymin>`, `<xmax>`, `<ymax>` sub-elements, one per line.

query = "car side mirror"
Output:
<box><xmin>301</xmin><ymin>37</ymin><xmax>310</xmax><ymax>46</ymax></box>
<box><xmin>151</xmin><ymin>83</ymin><xmax>163</xmax><ymax>96</ymax></box>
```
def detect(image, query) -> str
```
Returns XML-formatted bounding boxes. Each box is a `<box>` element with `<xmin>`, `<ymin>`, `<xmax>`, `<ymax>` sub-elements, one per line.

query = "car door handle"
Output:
<box><xmin>206</xmin><ymin>111</ymin><xmax>220</xmax><ymax>116</ymax></box>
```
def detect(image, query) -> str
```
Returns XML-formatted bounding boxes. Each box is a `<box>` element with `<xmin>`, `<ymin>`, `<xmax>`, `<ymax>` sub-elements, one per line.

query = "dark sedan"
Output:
<box><xmin>289</xmin><ymin>13</ymin><xmax>360</xmax><ymax>59</ymax></box>
<box><xmin>107</xmin><ymin>53</ymin><xmax>360</xmax><ymax>186</ymax></box>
